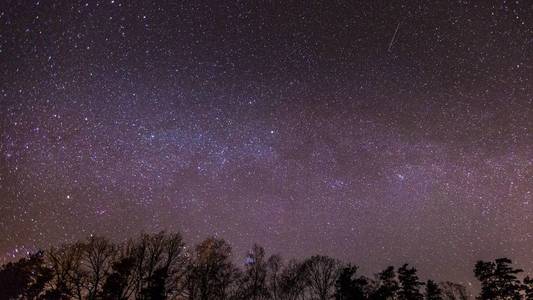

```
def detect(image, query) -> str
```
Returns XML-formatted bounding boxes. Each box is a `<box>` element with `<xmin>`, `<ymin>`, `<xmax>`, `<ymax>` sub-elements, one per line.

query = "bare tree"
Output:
<box><xmin>141</xmin><ymin>231</ymin><xmax>188</xmax><ymax>298</ymax></box>
<box><xmin>302</xmin><ymin>255</ymin><xmax>341</xmax><ymax>300</ymax></box>
<box><xmin>0</xmin><ymin>230</ymin><xmax>488</xmax><ymax>300</ymax></box>
<box><xmin>234</xmin><ymin>244</ymin><xmax>270</xmax><ymax>300</ymax></box>
<box><xmin>279</xmin><ymin>260</ymin><xmax>308</xmax><ymax>300</ymax></box>
<box><xmin>101</xmin><ymin>252</ymin><xmax>136</xmax><ymax>300</ymax></box>
<box><xmin>185</xmin><ymin>237</ymin><xmax>240</xmax><ymax>300</ymax></box>
<box><xmin>83</xmin><ymin>236</ymin><xmax>115</xmax><ymax>299</ymax></box>
<box><xmin>111</xmin><ymin>231</ymin><xmax>188</xmax><ymax>299</ymax></box>
<box><xmin>266</xmin><ymin>254</ymin><xmax>283</xmax><ymax>300</ymax></box>
<box><xmin>161</xmin><ymin>232</ymin><xmax>189</xmax><ymax>298</ymax></box>
<box><xmin>99</xmin><ymin>232</ymin><xmax>188</xmax><ymax>300</ymax></box>
<box><xmin>46</xmin><ymin>242</ymin><xmax>86</xmax><ymax>299</ymax></box>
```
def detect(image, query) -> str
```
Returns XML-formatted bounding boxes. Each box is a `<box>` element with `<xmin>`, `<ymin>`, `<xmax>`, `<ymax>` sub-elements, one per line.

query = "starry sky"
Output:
<box><xmin>1</xmin><ymin>0</ymin><xmax>532</xmax><ymax>287</ymax></box>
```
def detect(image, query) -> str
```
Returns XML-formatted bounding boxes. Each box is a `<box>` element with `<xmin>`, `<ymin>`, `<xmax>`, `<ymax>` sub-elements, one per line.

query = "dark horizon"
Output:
<box><xmin>1</xmin><ymin>0</ymin><xmax>532</xmax><ymax>294</ymax></box>
<box><xmin>1</xmin><ymin>230</ymin><xmax>531</xmax><ymax>299</ymax></box>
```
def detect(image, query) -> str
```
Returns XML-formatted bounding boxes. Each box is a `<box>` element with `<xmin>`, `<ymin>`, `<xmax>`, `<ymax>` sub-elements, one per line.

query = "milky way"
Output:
<box><xmin>1</xmin><ymin>1</ymin><xmax>532</xmax><ymax>288</ymax></box>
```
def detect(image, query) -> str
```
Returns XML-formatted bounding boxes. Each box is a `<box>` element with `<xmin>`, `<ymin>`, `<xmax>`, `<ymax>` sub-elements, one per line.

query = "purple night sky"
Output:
<box><xmin>1</xmin><ymin>1</ymin><xmax>532</xmax><ymax>288</ymax></box>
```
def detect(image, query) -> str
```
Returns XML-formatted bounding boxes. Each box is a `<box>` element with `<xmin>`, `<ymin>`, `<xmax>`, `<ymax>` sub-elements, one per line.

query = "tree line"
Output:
<box><xmin>0</xmin><ymin>231</ymin><xmax>531</xmax><ymax>300</ymax></box>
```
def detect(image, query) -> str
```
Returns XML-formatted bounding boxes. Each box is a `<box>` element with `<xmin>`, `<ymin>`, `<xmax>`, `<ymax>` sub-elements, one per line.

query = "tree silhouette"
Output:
<box><xmin>302</xmin><ymin>255</ymin><xmax>341</xmax><ymax>300</ymax></box>
<box><xmin>101</xmin><ymin>256</ymin><xmax>136</xmax><ymax>300</ymax></box>
<box><xmin>397</xmin><ymin>264</ymin><xmax>424</xmax><ymax>300</ymax></box>
<box><xmin>46</xmin><ymin>242</ymin><xmax>86</xmax><ymax>299</ymax></box>
<box><xmin>265</xmin><ymin>254</ymin><xmax>283</xmax><ymax>300</ymax></box>
<box><xmin>424</xmin><ymin>280</ymin><xmax>443</xmax><ymax>300</ymax></box>
<box><xmin>474</xmin><ymin>258</ymin><xmax>523</xmax><ymax>300</ymax></box>
<box><xmin>0</xmin><ymin>250</ymin><xmax>52</xmax><ymax>299</ymax></box>
<box><xmin>185</xmin><ymin>237</ymin><xmax>239</xmax><ymax>300</ymax></box>
<box><xmin>439</xmin><ymin>281</ymin><xmax>469</xmax><ymax>300</ymax></box>
<box><xmin>84</xmin><ymin>236</ymin><xmax>115</xmax><ymax>300</ymax></box>
<box><xmin>9</xmin><ymin>231</ymin><xmax>533</xmax><ymax>300</ymax></box>
<box><xmin>278</xmin><ymin>260</ymin><xmax>307</xmax><ymax>300</ymax></box>
<box><xmin>115</xmin><ymin>231</ymin><xmax>189</xmax><ymax>299</ymax></box>
<box><xmin>524</xmin><ymin>276</ymin><xmax>533</xmax><ymax>300</ymax></box>
<box><xmin>140</xmin><ymin>267</ymin><xmax>168</xmax><ymax>300</ymax></box>
<box><xmin>235</xmin><ymin>244</ymin><xmax>270</xmax><ymax>300</ymax></box>
<box><xmin>143</xmin><ymin>232</ymin><xmax>188</xmax><ymax>298</ymax></box>
<box><xmin>370</xmin><ymin>266</ymin><xmax>399</xmax><ymax>300</ymax></box>
<box><xmin>334</xmin><ymin>264</ymin><xmax>369</xmax><ymax>300</ymax></box>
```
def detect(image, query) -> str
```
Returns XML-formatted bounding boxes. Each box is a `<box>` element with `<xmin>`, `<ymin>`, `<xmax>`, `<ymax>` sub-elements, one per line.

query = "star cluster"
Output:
<box><xmin>1</xmin><ymin>1</ymin><xmax>532</xmax><ymax>286</ymax></box>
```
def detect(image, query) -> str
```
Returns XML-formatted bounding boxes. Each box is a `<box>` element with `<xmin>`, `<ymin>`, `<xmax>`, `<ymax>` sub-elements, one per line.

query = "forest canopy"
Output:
<box><xmin>1</xmin><ymin>231</ymin><xmax>532</xmax><ymax>300</ymax></box>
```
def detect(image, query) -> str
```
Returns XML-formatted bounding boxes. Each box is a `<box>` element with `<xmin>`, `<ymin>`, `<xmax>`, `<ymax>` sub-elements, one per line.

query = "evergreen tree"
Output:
<box><xmin>398</xmin><ymin>264</ymin><xmax>424</xmax><ymax>300</ymax></box>
<box><xmin>370</xmin><ymin>266</ymin><xmax>399</xmax><ymax>300</ymax></box>
<box><xmin>0</xmin><ymin>251</ymin><xmax>52</xmax><ymax>299</ymax></box>
<box><xmin>474</xmin><ymin>257</ymin><xmax>523</xmax><ymax>300</ymax></box>
<box><xmin>524</xmin><ymin>276</ymin><xmax>533</xmax><ymax>300</ymax></box>
<box><xmin>335</xmin><ymin>264</ymin><xmax>369</xmax><ymax>300</ymax></box>
<box><xmin>424</xmin><ymin>280</ymin><xmax>443</xmax><ymax>300</ymax></box>
<box><xmin>439</xmin><ymin>281</ymin><xmax>469</xmax><ymax>300</ymax></box>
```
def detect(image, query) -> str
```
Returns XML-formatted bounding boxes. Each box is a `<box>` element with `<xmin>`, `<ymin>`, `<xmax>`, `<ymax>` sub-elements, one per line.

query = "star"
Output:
<box><xmin>1</xmin><ymin>1</ymin><xmax>531</xmax><ymax>287</ymax></box>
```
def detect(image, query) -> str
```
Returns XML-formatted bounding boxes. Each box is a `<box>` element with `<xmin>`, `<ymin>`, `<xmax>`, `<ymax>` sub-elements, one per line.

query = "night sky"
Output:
<box><xmin>1</xmin><ymin>1</ymin><xmax>532</xmax><ymax>288</ymax></box>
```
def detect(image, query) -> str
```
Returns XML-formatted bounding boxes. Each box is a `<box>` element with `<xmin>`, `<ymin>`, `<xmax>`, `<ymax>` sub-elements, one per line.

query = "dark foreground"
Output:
<box><xmin>1</xmin><ymin>231</ymin><xmax>531</xmax><ymax>300</ymax></box>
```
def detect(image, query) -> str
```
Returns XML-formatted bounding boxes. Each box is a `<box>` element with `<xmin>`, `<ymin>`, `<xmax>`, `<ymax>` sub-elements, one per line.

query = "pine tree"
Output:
<box><xmin>524</xmin><ymin>276</ymin><xmax>533</xmax><ymax>300</ymax></box>
<box><xmin>0</xmin><ymin>251</ymin><xmax>52</xmax><ymax>299</ymax></box>
<box><xmin>335</xmin><ymin>264</ymin><xmax>369</xmax><ymax>300</ymax></box>
<box><xmin>424</xmin><ymin>280</ymin><xmax>443</xmax><ymax>300</ymax></box>
<box><xmin>370</xmin><ymin>266</ymin><xmax>399</xmax><ymax>300</ymax></box>
<box><xmin>398</xmin><ymin>264</ymin><xmax>424</xmax><ymax>300</ymax></box>
<box><xmin>474</xmin><ymin>257</ymin><xmax>523</xmax><ymax>300</ymax></box>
